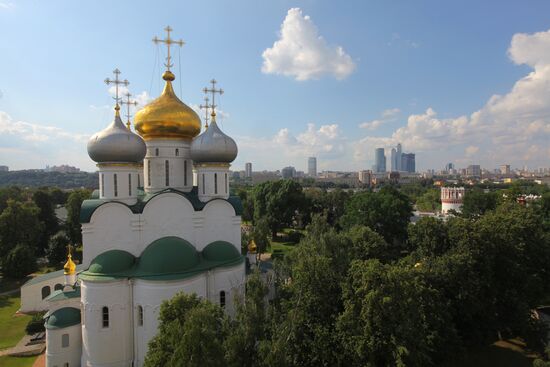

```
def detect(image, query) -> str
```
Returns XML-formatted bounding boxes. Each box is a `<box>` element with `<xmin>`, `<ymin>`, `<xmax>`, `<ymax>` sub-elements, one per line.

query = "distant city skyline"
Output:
<box><xmin>1</xmin><ymin>1</ymin><xmax>550</xmax><ymax>171</ymax></box>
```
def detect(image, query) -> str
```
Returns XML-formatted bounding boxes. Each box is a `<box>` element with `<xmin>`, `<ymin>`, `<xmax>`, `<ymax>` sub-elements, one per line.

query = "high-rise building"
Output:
<box><xmin>245</xmin><ymin>162</ymin><xmax>252</xmax><ymax>178</ymax></box>
<box><xmin>374</xmin><ymin>148</ymin><xmax>386</xmax><ymax>173</ymax></box>
<box><xmin>401</xmin><ymin>153</ymin><xmax>415</xmax><ymax>173</ymax></box>
<box><xmin>445</xmin><ymin>163</ymin><xmax>454</xmax><ymax>172</ymax></box>
<box><xmin>500</xmin><ymin>164</ymin><xmax>510</xmax><ymax>175</ymax></box>
<box><xmin>308</xmin><ymin>157</ymin><xmax>317</xmax><ymax>177</ymax></box>
<box><xmin>390</xmin><ymin>148</ymin><xmax>397</xmax><ymax>172</ymax></box>
<box><xmin>466</xmin><ymin>164</ymin><xmax>481</xmax><ymax>178</ymax></box>
<box><xmin>396</xmin><ymin>143</ymin><xmax>402</xmax><ymax>171</ymax></box>
<box><xmin>281</xmin><ymin>166</ymin><xmax>297</xmax><ymax>179</ymax></box>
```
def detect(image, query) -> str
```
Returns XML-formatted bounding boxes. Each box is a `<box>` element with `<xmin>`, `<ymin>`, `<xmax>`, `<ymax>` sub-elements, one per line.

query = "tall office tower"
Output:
<box><xmin>308</xmin><ymin>157</ymin><xmax>317</xmax><ymax>177</ymax></box>
<box><xmin>445</xmin><ymin>162</ymin><xmax>454</xmax><ymax>172</ymax></box>
<box><xmin>466</xmin><ymin>164</ymin><xmax>481</xmax><ymax>178</ymax></box>
<box><xmin>500</xmin><ymin>164</ymin><xmax>510</xmax><ymax>175</ymax></box>
<box><xmin>401</xmin><ymin>153</ymin><xmax>416</xmax><ymax>173</ymax></box>
<box><xmin>245</xmin><ymin>162</ymin><xmax>252</xmax><ymax>178</ymax></box>
<box><xmin>374</xmin><ymin>148</ymin><xmax>386</xmax><ymax>173</ymax></box>
<box><xmin>281</xmin><ymin>166</ymin><xmax>297</xmax><ymax>179</ymax></box>
<box><xmin>396</xmin><ymin>143</ymin><xmax>402</xmax><ymax>171</ymax></box>
<box><xmin>390</xmin><ymin>148</ymin><xmax>397</xmax><ymax>172</ymax></box>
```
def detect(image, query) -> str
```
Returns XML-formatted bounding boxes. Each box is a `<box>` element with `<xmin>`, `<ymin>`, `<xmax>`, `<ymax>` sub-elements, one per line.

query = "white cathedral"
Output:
<box><xmin>20</xmin><ymin>27</ymin><xmax>246</xmax><ymax>367</ymax></box>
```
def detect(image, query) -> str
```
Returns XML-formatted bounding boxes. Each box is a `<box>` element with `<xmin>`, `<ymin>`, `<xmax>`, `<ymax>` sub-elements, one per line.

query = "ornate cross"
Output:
<box><xmin>104</xmin><ymin>68</ymin><xmax>129</xmax><ymax>106</ymax></box>
<box><xmin>199</xmin><ymin>95</ymin><xmax>211</xmax><ymax>128</ymax></box>
<box><xmin>121</xmin><ymin>92</ymin><xmax>138</xmax><ymax>129</ymax></box>
<box><xmin>153</xmin><ymin>26</ymin><xmax>185</xmax><ymax>72</ymax></box>
<box><xmin>66</xmin><ymin>244</ymin><xmax>73</xmax><ymax>257</ymax></box>
<box><xmin>202</xmin><ymin>79</ymin><xmax>223</xmax><ymax>117</ymax></box>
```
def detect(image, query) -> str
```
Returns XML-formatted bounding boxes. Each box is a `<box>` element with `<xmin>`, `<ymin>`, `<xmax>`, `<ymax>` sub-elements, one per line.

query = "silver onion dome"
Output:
<box><xmin>87</xmin><ymin>107</ymin><xmax>147</xmax><ymax>163</ymax></box>
<box><xmin>190</xmin><ymin>117</ymin><xmax>238</xmax><ymax>163</ymax></box>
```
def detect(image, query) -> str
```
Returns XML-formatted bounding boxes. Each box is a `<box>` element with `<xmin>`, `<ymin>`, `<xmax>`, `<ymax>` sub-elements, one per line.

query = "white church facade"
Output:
<box><xmin>21</xmin><ymin>27</ymin><xmax>246</xmax><ymax>367</ymax></box>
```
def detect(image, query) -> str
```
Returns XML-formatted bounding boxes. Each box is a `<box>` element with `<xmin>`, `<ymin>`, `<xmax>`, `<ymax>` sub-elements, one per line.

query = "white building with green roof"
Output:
<box><xmin>21</xmin><ymin>27</ymin><xmax>245</xmax><ymax>367</ymax></box>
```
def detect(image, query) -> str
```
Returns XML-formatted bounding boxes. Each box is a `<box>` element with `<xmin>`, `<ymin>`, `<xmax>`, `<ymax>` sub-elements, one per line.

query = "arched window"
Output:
<box><xmin>54</xmin><ymin>283</ymin><xmax>63</xmax><ymax>291</ymax></box>
<box><xmin>184</xmin><ymin>160</ymin><xmax>188</xmax><ymax>186</ymax></box>
<box><xmin>137</xmin><ymin>173</ymin><xmax>140</xmax><ymax>188</ymax></box>
<box><xmin>41</xmin><ymin>286</ymin><xmax>51</xmax><ymax>299</ymax></box>
<box><xmin>202</xmin><ymin>174</ymin><xmax>205</xmax><ymax>194</ymax></box>
<box><xmin>165</xmin><ymin>160</ymin><xmax>169</xmax><ymax>186</ymax></box>
<box><xmin>61</xmin><ymin>333</ymin><xmax>69</xmax><ymax>348</ymax></box>
<box><xmin>138</xmin><ymin>305</ymin><xmax>143</xmax><ymax>326</ymax></box>
<box><xmin>101</xmin><ymin>173</ymin><xmax>104</xmax><ymax>196</ymax></box>
<box><xmin>214</xmin><ymin>173</ymin><xmax>218</xmax><ymax>194</ymax></box>
<box><xmin>128</xmin><ymin>173</ymin><xmax>132</xmax><ymax>196</ymax></box>
<box><xmin>113</xmin><ymin>174</ymin><xmax>118</xmax><ymax>197</ymax></box>
<box><xmin>102</xmin><ymin>306</ymin><xmax>109</xmax><ymax>328</ymax></box>
<box><xmin>147</xmin><ymin>160</ymin><xmax>151</xmax><ymax>186</ymax></box>
<box><xmin>220</xmin><ymin>291</ymin><xmax>226</xmax><ymax>308</ymax></box>
<box><xmin>225</xmin><ymin>173</ymin><xmax>228</xmax><ymax>194</ymax></box>
<box><xmin>155</xmin><ymin>148</ymin><xmax>159</xmax><ymax>156</ymax></box>
<box><xmin>175</xmin><ymin>148</ymin><xmax>179</xmax><ymax>156</ymax></box>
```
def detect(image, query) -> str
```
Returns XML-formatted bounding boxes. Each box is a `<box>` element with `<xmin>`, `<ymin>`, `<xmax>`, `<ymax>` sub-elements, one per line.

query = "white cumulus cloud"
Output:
<box><xmin>261</xmin><ymin>8</ymin><xmax>356</xmax><ymax>81</ymax></box>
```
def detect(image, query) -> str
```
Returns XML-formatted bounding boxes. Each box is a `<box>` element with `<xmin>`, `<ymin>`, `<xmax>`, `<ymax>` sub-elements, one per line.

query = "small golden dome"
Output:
<box><xmin>134</xmin><ymin>71</ymin><xmax>201</xmax><ymax>140</ymax></box>
<box><xmin>64</xmin><ymin>253</ymin><xmax>77</xmax><ymax>275</ymax></box>
<box><xmin>248</xmin><ymin>240</ymin><xmax>257</xmax><ymax>253</ymax></box>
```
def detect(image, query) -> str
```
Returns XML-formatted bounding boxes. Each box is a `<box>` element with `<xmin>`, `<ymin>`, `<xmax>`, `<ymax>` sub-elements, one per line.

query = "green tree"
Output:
<box><xmin>65</xmin><ymin>189</ymin><xmax>91</xmax><ymax>245</ymax></box>
<box><xmin>461</xmin><ymin>189</ymin><xmax>498</xmax><ymax>218</ymax></box>
<box><xmin>145</xmin><ymin>293</ymin><xmax>227</xmax><ymax>367</ymax></box>
<box><xmin>407</xmin><ymin>217</ymin><xmax>450</xmax><ymax>257</ymax></box>
<box><xmin>340</xmin><ymin>186</ymin><xmax>412</xmax><ymax>244</ymax></box>
<box><xmin>251</xmin><ymin>218</ymin><xmax>271</xmax><ymax>257</ymax></box>
<box><xmin>415</xmin><ymin>188</ymin><xmax>441</xmax><ymax>212</ymax></box>
<box><xmin>46</xmin><ymin>231</ymin><xmax>71</xmax><ymax>266</ymax></box>
<box><xmin>337</xmin><ymin>259</ymin><xmax>457</xmax><ymax>367</ymax></box>
<box><xmin>224</xmin><ymin>271</ymin><xmax>268</xmax><ymax>367</ymax></box>
<box><xmin>253</xmin><ymin>180</ymin><xmax>306</xmax><ymax>238</ymax></box>
<box><xmin>0</xmin><ymin>199</ymin><xmax>44</xmax><ymax>258</ymax></box>
<box><xmin>345</xmin><ymin>225</ymin><xmax>398</xmax><ymax>263</ymax></box>
<box><xmin>33</xmin><ymin>189</ymin><xmax>59</xmax><ymax>253</ymax></box>
<box><xmin>2</xmin><ymin>243</ymin><xmax>37</xmax><ymax>278</ymax></box>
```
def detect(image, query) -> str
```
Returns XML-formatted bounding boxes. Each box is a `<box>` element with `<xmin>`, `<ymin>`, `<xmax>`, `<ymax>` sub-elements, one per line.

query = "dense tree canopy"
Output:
<box><xmin>65</xmin><ymin>189</ymin><xmax>91</xmax><ymax>245</ymax></box>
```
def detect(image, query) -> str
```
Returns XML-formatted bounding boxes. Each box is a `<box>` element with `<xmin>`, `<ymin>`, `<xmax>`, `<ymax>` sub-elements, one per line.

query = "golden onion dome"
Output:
<box><xmin>64</xmin><ymin>253</ymin><xmax>77</xmax><ymax>275</ymax></box>
<box><xmin>134</xmin><ymin>71</ymin><xmax>201</xmax><ymax>140</ymax></box>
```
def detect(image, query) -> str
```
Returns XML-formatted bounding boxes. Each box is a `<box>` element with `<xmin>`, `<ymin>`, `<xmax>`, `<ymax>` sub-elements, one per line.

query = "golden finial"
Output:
<box><xmin>63</xmin><ymin>244</ymin><xmax>76</xmax><ymax>275</ymax></box>
<box><xmin>202</xmin><ymin>79</ymin><xmax>224</xmax><ymax>122</ymax></box>
<box><xmin>153</xmin><ymin>26</ymin><xmax>185</xmax><ymax>78</ymax></box>
<box><xmin>104</xmin><ymin>68</ymin><xmax>129</xmax><ymax>112</ymax></box>
<box><xmin>121</xmin><ymin>92</ymin><xmax>138</xmax><ymax>130</ymax></box>
<box><xmin>199</xmin><ymin>95</ymin><xmax>211</xmax><ymax>129</ymax></box>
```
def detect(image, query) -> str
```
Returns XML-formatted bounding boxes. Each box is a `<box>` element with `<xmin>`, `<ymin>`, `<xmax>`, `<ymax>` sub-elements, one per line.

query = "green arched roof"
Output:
<box><xmin>136</xmin><ymin>236</ymin><xmax>199</xmax><ymax>275</ymax></box>
<box><xmin>203</xmin><ymin>241</ymin><xmax>241</xmax><ymax>262</ymax></box>
<box><xmin>87</xmin><ymin>250</ymin><xmax>136</xmax><ymax>275</ymax></box>
<box><xmin>80</xmin><ymin>187</ymin><xmax>243</xmax><ymax>224</ymax></box>
<box><xmin>45</xmin><ymin>307</ymin><xmax>81</xmax><ymax>330</ymax></box>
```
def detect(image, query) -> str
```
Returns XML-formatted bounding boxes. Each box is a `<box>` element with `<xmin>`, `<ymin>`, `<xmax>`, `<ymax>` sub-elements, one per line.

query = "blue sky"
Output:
<box><xmin>1</xmin><ymin>0</ymin><xmax>550</xmax><ymax>172</ymax></box>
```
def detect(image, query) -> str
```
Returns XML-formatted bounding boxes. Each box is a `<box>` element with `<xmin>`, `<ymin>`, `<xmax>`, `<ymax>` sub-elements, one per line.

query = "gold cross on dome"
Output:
<box><xmin>104</xmin><ymin>68</ymin><xmax>129</xmax><ymax>106</ymax></box>
<box><xmin>153</xmin><ymin>26</ymin><xmax>185</xmax><ymax>72</ymax></box>
<box><xmin>120</xmin><ymin>92</ymin><xmax>138</xmax><ymax>129</ymax></box>
<box><xmin>202</xmin><ymin>79</ymin><xmax>223</xmax><ymax>117</ymax></box>
<box><xmin>199</xmin><ymin>96</ymin><xmax>211</xmax><ymax>128</ymax></box>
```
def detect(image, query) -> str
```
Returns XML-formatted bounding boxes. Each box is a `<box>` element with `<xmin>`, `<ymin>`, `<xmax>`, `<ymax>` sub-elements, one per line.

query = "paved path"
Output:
<box><xmin>0</xmin><ymin>334</ymin><xmax>45</xmax><ymax>357</ymax></box>
<box><xmin>0</xmin><ymin>288</ymin><xmax>19</xmax><ymax>297</ymax></box>
<box><xmin>32</xmin><ymin>353</ymin><xmax>45</xmax><ymax>367</ymax></box>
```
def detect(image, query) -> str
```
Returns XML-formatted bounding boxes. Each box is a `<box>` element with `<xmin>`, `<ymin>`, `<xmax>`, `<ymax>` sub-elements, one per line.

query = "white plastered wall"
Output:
<box><xmin>144</xmin><ymin>139</ymin><xmax>193</xmax><ymax>193</ymax></box>
<box><xmin>46</xmin><ymin>323</ymin><xmax>82</xmax><ymax>367</ymax></box>
<box><xmin>20</xmin><ymin>275</ymin><xmax>66</xmax><ymax>313</ymax></box>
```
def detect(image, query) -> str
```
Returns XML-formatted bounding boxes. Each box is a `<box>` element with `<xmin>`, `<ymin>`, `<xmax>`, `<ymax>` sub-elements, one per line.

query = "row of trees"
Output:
<box><xmin>0</xmin><ymin>186</ymin><xmax>90</xmax><ymax>278</ymax></box>
<box><xmin>147</xmin><ymin>180</ymin><xmax>550</xmax><ymax>366</ymax></box>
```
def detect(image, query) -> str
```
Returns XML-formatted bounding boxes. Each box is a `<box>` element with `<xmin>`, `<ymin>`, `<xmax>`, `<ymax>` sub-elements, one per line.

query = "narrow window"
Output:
<box><xmin>184</xmin><ymin>160</ymin><xmax>188</xmax><ymax>186</ymax></box>
<box><xmin>165</xmin><ymin>160</ymin><xmax>169</xmax><ymax>186</ymax></box>
<box><xmin>147</xmin><ymin>160</ymin><xmax>151</xmax><ymax>186</ymax></box>
<box><xmin>101</xmin><ymin>173</ymin><xmax>104</xmax><ymax>196</ymax></box>
<box><xmin>225</xmin><ymin>173</ymin><xmax>228</xmax><ymax>194</ymax></box>
<box><xmin>220</xmin><ymin>291</ymin><xmax>226</xmax><ymax>308</ymax></box>
<box><xmin>64</xmin><ymin>363</ymin><xmax>69</xmax><ymax>367</ymax></box>
<box><xmin>54</xmin><ymin>283</ymin><xmax>63</xmax><ymax>291</ymax></box>
<box><xmin>137</xmin><ymin>173</ymin><xmax>140</xmax><ymax>188</ymax></box>
<box><xmin>214</xmin><ymin>173</ymin><xmax>218</xmax><ymax>194</ymax></box>
<box><xmin>128</xmin><ymin>173</ymin><xmax>132</xmax><ymax>196</ymax></box>
<box><xmin>202</xmin><ymin>174</ymin><xmax>205</xmax><ymax>194</ymax></box>
<box><xmin>41</xmin><ymin>286</ymin><xmax>51</xmax><ymax>299</ymax></box>
<box><xmin>155</xmin><ymin>148</ymin><xmax>159</xmax><ymax>156</ymax></box>
<box><xmin>114</xmin><ymin>174</ymin><xmax>118</xmax><ymax>197</ymax></box>
<box><xmin>175</xmin><ymin>148</ymin><xmax>179</xmax><ymax>156</ymax></box>
<box><xmin>138</xmin><ymin>305</ymin><xmax>143</xmax><ymax>326</ymax></box>
<box><xmin>61</xmin><ymin>333</ymin><xmax>69</xmax><ymax>348</ymax></box>
<box><xmin>102</xmin><ymin>306</ymin><xmax>109</xmax><ymax>328</ymax></box>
